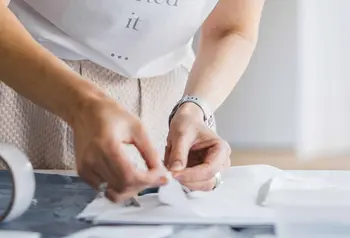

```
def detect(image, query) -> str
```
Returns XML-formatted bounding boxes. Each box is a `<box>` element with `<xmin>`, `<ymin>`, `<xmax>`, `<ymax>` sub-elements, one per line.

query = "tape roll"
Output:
<box><xmin>0</xmin><ymin>143</ymin><xmax>35</xmax><ymax>223</ymax></box>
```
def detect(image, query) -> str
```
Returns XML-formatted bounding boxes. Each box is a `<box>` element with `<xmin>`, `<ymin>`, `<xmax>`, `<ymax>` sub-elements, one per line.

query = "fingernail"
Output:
<box><xmin>158</xmin><ymin>176</ymin><xmax>168</xmax><ymax>185</ymax></box>
<box><xmin>161</xmin><ymin>171</ymin><xmax>174</xmax><ymax>184</ymax></box>
<box><xmin>170</xmin><ymin>161</ymin><xmax>183</xmax><ymax>171</ymax></box>
<box><xmin>174</xmin><ymin>173</ymin><xmax>183</xmax><ymax>181</ymax></box>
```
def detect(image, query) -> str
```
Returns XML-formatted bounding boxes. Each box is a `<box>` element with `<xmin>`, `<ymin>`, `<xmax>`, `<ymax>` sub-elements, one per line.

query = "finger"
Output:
<box><xmin>88</xmin><ymin>142</ymin><xmax>131</xmax><ymax>193</ymax></box>
<box><xmin>105</xmin><ymin>188</ymin><xmax>139</xmax><ymax>203</ymax></box>
<box><xmin>77</xmin><ymin>147</ymin><xmax>107</xmax><ymax>190</ymax></box>
<box><xmin>91</xmin><ymin>158</ymin><xmax>125</xmax><ymax>192</ymax></box>
<box><xmin>105</xmin><ymin>170</ymin><xmax>168</xmax><ymax>203</ymax></box>
<box><xmin>182</xmin><ymin>177</ymin><xmax>216</xmax><ymax>192</ymax></box>
<box><xmin>102</xmin><ymin>138</ymin><xmax>135</xmax><ymax>171</ymax></box>
<box><xmin>135</xmin><ymin>169</ymin><xmax>169</xmax><ymax>187</ymax></box>
<box><xmin>133</xmin><ymin>124</ymin><xmax>163</xmax><ymax>170</ymax></box>
<box><xmin>100</xmin><ymin>142</ymin><xmax>146</xmax><ymax>194</ymax></box>
<box><xmin>174</xmin><ymin>143</ymin><xmax>227</xmax><ymax>183</ymax></box>
<box><xmin>101</xmin><ymin>141</ymin><xmax>138</xmax><ymax>184</ymax></box>
<box><xmin>79</xmin><ymin>167</ymin><xmax>103</xmax><ymax>191</ymax></box>
<box><xmin>103</xmin><ymin>140</ymin><xmax>168</xmax><ymax>188</ymax></box>
<box><xmin>101</xmin><ymin>139</ymin><xmax>166</xmax><ymax>192</ymax></box>
<box><xmin>163</xmin><ymin>145</ymin><xmax>171</xmax><ymax>167</ymax></box>
<box><xmin>168</xmin><ymin>133</ymin><xmax>195</xmax><ymax>172</ymax></box>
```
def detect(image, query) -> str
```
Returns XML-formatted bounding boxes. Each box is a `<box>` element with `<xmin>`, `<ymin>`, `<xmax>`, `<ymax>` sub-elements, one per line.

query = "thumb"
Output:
<box><xmin>168</xmin><ymin>133</ymin><xmax>195</xmax><ymax>172</ymax></box>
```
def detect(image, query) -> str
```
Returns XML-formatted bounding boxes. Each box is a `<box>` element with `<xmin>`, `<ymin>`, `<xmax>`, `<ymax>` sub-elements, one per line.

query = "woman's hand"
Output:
<box><xmin>72</xmin><ymin>95</ymin><xmax>168</xmax><ymax>202</ymax></box>
<box><xmin>165</xmin><ymin>104</ymin><xmax>231</xmax><ymax>191</ymax></box>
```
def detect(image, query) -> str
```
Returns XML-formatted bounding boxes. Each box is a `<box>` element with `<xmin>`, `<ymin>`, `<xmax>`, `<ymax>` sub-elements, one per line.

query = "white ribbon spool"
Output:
<box><xmin>0</xmin><ymin>143</ymin><xmax>35</xmax><ymax>223</ymax></box>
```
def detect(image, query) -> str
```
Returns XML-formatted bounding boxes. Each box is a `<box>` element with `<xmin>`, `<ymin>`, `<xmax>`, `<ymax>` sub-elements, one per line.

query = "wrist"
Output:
<box><xmin>63</xmin><ymin>78</ymin><xmax>108</xmax><ymax>127</ymax></box>
<box><xmin>169</xmin><ymin>95</ymin><xmax>216</xmax><ymax>129</ymax></box>
<box><xmin>173</xmin><ymin>103</ymin><xmax>204</xmax><ymax>123</ymax></box>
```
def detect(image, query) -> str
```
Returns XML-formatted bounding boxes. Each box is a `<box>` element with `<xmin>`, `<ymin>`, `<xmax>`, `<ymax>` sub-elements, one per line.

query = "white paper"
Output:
<box><xmin>170</xmin><ymin>226</ymin><xmax>240</xmax><ymax>238</ymax></box>
<box><xmin>254</xmin><ymin>236</ymin><xmax>275</xmax><ymax>238</ymax></box>
<box><xmin>260</xmin><ymin>171</ymin><xmax>350</xmax><ymax>206</ymax></box>
<box><xmin>0</xmin><ymin>231</ymin><xmax>41</xmax><ymax>238</ymax></box>
<box><xmin>77</xmin><ymin>165</ymin><xmax>350</xmax><ymax>227</ymax></box>
<box><xmin>64</xmin><ymin>226</ymin><xmax>173</xmax><ymax>238</ymax></box>
<box><xmin>239</xmin><ymin>227</ymin><xmax>275</xmax><ymax>238</ymax></box>
<box><xmin>78</xmin><ymin>165</ymin><xmax>281</xmax><ymax>225</ymax></box>
<box><xmin>158</xmin><ymin>175</ymin><xmax>189</xmax><ymax>208</ymax></box>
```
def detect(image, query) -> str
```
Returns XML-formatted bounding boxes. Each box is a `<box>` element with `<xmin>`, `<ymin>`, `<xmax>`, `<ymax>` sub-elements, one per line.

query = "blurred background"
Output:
<box><xmin>212</xmin><ymin>0</ymin><xmax>350</xmax><ymax>170</ymax></box>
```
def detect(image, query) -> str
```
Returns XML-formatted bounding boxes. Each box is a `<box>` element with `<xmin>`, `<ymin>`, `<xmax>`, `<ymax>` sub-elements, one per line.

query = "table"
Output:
<box><xmin>1</xmin><ymin>169</ymin><xmax>350</xmax><ymax>238</ymax></box>
<box><xmin>0</xmin><ymin>170</ymin><xmax>95</xmax><ymax>238</ymax></box>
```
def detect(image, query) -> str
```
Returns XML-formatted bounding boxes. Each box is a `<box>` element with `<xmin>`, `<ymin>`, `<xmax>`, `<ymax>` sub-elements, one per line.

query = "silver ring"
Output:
<box><xmin>213</xmin><ymin>172</ymin><xmax>223</xmax><ymax>190</ymax></box>
<box><xmin>97</xmin><ymin>182</ymin><xmax>108</xmax><ymax>198</ymax></box>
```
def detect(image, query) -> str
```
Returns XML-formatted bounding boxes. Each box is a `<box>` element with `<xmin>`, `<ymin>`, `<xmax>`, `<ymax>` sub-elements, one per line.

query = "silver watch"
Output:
<box><xmin>168</xmin><ymin>95</ymin><xmax>216</xmax><ymax>130</ymax></box>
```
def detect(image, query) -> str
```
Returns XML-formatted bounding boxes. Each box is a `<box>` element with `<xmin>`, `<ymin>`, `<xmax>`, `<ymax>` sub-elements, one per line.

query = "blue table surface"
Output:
<box><xmin>0</xmin><ymin>171</ymin><xmax>274</xmax><ymax>238</ymax></box>
<box><xmin>0</xmin><ymin>171</ymin><xmax>95</xmax><ymax>238</ymax></box>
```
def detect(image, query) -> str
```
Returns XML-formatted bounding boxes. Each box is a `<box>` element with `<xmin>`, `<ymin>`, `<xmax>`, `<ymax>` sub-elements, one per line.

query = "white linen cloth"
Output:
<box><xmin>77</xmin><ymin>165</ymin><xmax>350</xmax><ymax>226</ymax></box>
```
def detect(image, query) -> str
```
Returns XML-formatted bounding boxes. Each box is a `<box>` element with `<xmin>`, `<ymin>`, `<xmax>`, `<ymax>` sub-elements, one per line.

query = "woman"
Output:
<box><xmin>0</xmin><ymin>0</ymin><xmax>265</xmax><ymax>202</ymax></box>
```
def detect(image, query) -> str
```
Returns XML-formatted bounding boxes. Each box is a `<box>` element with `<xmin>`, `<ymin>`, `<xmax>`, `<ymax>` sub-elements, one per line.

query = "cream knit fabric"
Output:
<box><xmin>0</xmin><ymin>60</ymin><xmax>188</xmax><ymax>169</ymax></box>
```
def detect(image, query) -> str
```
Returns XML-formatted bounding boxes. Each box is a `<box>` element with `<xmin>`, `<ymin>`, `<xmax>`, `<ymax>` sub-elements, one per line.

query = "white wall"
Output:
<box><xmin>214</xmin><ymin>0</ymin><xmax>350</xmax><ymax>156</ymax></box>
<box><xmin>296</xmin><ymin>0</ymin><xmax>350</xmax><ymax>158</ymax></box>
<box><xmin>215</xmin><ymin>0</ymin><xmax>298</xmax><ymax>149</ymax></box>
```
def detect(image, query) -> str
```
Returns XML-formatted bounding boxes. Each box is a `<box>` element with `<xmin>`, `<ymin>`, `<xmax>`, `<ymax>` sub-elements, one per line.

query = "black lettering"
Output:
<box><xmin>125</xmin><ymin>13</ymin><xmax>141</xmax><ymax>31</ymax></box>
<box><xmin>167</xmin><ymin>0</ymin><xmax>178</xmax><ymax>6</ymax></box>
<box><xmin>126</xmin><ymin>18</ymin><xmax>133</xmax><ymax>29</ymax></box>
<box><xmin>135</xmin><ymin>0</ymin><xmax>179</xmax><ymax>6</ymax></box>
<box><xmin>133</xmin><ymin>17</ymin><xmax>142</xmax><ymax>31</ymax></box>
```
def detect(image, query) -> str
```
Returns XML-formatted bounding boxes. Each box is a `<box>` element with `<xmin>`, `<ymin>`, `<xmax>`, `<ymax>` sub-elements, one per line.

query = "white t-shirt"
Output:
<box><xmin>9</xmin><ymin>0</ymin><xmax>218</xmax><ymax>78</ymax></box>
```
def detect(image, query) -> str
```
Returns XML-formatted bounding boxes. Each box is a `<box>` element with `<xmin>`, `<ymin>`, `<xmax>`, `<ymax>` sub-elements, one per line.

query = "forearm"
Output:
<box><xmin>182</xmin><ymin>31</ymin><xmax>256</xmax><ymax>116</ymax></box>
<box><xmin>0</xmin><ymin>4</ymin><xmax>104</xmax><ymax>125</ymax></box>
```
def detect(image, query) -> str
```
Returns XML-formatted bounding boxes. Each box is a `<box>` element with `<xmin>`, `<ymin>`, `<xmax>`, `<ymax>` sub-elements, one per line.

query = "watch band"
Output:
<box><xmin>168</xmin><ymin>95</ymin><xmax>216</xmax><ymax>130</ymax></box>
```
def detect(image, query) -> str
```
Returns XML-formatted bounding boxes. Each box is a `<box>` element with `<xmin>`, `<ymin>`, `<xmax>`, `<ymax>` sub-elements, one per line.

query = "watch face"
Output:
<box><xmin>207</xmin><ymin>115</ymin><xmax>215</xmax><ymax>129</ymax></box>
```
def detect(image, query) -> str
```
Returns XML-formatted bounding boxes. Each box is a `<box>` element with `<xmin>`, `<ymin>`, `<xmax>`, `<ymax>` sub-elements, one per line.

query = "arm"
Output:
<box><xmin>178</xmin><ymin>0</ymin><xmax>265</xmax><ymax>118</ymax></box>
<box><xmin>0</xmin><ymin>1</ymin><xmax>166</xmax><ymax>198</ymax></box>
<box><xmin>0</xmin><ymin>1</ymin><xmax>104</xmax><ymax>125</ymax></box>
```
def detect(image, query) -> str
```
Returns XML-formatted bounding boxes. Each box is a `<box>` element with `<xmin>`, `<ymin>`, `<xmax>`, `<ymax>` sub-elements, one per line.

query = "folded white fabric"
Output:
<box><xmin>259</xmin><ymin>171</ymin><xmax>350</xmax><ymax>206</ymax></box>
<box><xmin>64</xmin><ymin>225</ymin><xmax>243</xmax><ymax>238</ymax></box>
<box><xmin>77</xmin><ymin>165</ymin><xmax>350</xmax><ymax>226</ymax></box>
<box><xmin>170</xmin><ymin>226</ymin><xmax>241</xmax><ymax>238</ymax></box>
<box><xmin>0</xmin><ymin>231</ymin><xmax>41</xmax><ymax>238</ymax></box>
<box><xmin>158</xmin><ymin>173</ymin><xmax>190</xmax><ymax>208</ymax></box>
<box><xmin>63</xmin><ymin>226</ymin><xmax>174</xmax><ymax>238</ymax></box>
<box><xmin>77</xmin><ymin>165</ymin><xmax>282</xmax><ymax>225</ymax></box>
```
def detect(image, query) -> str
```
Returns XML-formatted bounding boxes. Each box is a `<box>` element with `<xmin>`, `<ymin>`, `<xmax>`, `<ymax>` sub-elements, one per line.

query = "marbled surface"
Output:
<box><xmin>0</xmin><ymin>171</ymin><xmax>95</xmax><ymax>238</ymax></box>
<box><xmin>0</xmin><ymin>170</ymin><xmax>274</xmax><ymax>238</ymax></box>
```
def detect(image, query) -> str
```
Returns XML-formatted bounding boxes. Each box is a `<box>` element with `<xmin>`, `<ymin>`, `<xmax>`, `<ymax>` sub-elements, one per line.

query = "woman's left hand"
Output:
<box><xmin>164</xmin><ymin>104</ymin><xmax>231</xmax><ymax>191</ymax></box>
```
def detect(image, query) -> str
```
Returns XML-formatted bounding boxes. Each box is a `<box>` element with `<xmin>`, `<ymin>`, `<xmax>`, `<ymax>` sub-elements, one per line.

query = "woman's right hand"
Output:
<box><xmin>0</xmin><ymin>2</ymin><xmax>167</xmax><ymax>202</ymax></box>
<box><xmin>1</xmin><ymin>0</ymin><xmax>168</xmax><ymax>200</ymax></box>
<box><xmin>72</xmin><ymin>95</ymin><xmax>168</xmax><ymax>203</ymax></box>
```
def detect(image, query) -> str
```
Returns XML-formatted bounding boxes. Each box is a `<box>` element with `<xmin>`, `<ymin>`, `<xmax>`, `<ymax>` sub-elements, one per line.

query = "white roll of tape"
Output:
<box><xmin>0</xmin><ymin>143</ymin><xmax>35</xmax><ymax>223</ymax></box>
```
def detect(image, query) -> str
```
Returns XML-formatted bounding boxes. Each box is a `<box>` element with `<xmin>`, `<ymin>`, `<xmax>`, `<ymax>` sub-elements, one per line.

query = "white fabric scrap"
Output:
<box><xmin>77</xmin><ymin>165</ymin><xmax>350</xmax><ymax>226</ymax></box>
<box><xmin>77</xmin><ymin>165</ymin><xmax>281</xmax><ymax>225</ymax></box>
<box><xmin>63</xmin><ymin>226</ymin><xmax>174</xmax><ymax>238</ymax></box>
<box><xmin>259</xmin><ymin>171</ymin><xmax>350</xmax><ymax>206</ymax></box>
<box><xmin>158</xmin><ymin>173</ymin><xmax>190</xmax><ymax>208</ymax></box>
<box><xmin>171</xmin><ymin>226</ymin><xmax>241</xmax><ymax>238</ymax></box>
<box><xmin>0</xmin><ymin>231</ymin><xmax>41</xmax><ymax>238</ymax></box>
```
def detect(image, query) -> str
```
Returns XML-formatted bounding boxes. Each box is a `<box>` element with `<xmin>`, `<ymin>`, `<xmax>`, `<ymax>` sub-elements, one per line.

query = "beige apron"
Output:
<box><xmin>0</xmin><ymin>60</ymin><xmax>188</xmax><ymax>169</ymax></box>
